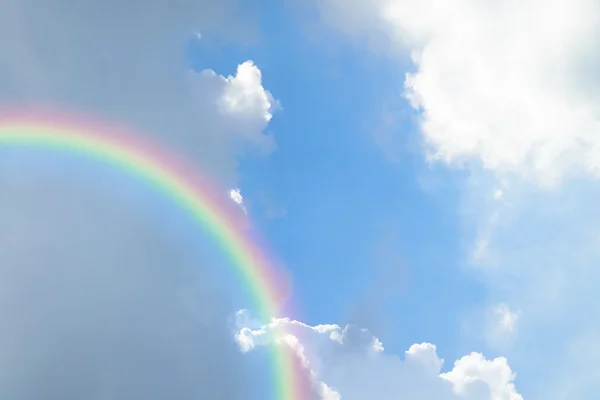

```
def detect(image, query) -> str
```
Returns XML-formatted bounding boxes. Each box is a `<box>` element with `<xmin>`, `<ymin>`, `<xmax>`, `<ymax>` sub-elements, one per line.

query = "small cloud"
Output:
<box><xmin>485</xmin><ymin>303</ymin><xmax>521</xmax><ymax>349</ymax></box>
<box><xmin>194</xmin><ymin>31</ymin><xmax>202</xmax><ymax>40</ymax></box>
<box><xmin>229</xmin><ymin>188</ymin><xmax>243</xmax><ymax>205</ymax></box>
<box><xmin>493</xmin><ymin>189</ymin><xmax>504</xmax><ymax>200</ymax></box>
<box><xmin>493</xmin><ymin>303</ymin><xmax>520</xmax><ymax>334</ymax></box>
<box><xmin>229</xmin><ymin>188</ymin><xmax>247</xmax><ymax>214</ymax></box>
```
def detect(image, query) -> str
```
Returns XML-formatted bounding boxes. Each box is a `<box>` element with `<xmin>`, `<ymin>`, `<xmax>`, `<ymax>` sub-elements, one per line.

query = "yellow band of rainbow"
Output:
<box><xmin>0</xmin><ymin>109</ymin><xmax>304</xmax><ymax>400</ymax></box>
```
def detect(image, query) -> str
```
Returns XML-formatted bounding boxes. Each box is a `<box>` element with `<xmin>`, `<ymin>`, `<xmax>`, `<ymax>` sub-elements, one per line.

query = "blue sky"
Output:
<box><xmin>189</xmin><ymin>2</ymin><xmax>491</xmax><ymax>360</ymax></box>
<box><xmin>4</xmin><ymin>0</ymin><xmax>600</xmax><ymax>399</ymax></box>
<box><xmin>222</xmin><ymin>19</ymin><xmax>485</xmax><ymax>358</ymax></box>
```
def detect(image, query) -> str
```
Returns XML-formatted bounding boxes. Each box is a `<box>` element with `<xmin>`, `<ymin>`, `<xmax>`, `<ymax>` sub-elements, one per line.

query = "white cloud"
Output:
<box><xmin>308</xmin><ymin>1</ymin><xmax>600</xmax><ymax>397</ymax></box>
<box><xmin>314</xmin><ymin>0</ymin><xmax>600</xmax><ymax>187</ymax></box>
<box><xmin>218</xmin><ymin>61</ymin><xmax>276</xmax><ymax>124</ymax></box>
<box><xmin>199</xmin><ymin>60</ymin><xmax>278</xmax><ymax>155</ymax></box>
<box><xmin>236</xmin><ymin>312</ymin><xmax>522</xmax><ymax>400</ymax></box>
<box><xmin>492</xmin><ymin>304</ymin><xmax>520</xmax><ymax>335</ymax></box>
<box><xmin>229</xmin><ymin>188</ymin><xmax>244</xmax><ymax>205</ymax></box>
<box><xmin>229</xmin><ymin>188</ymin><xmax>248</xmax><ymax>214</ymax></box>
<box><xmin>441</xmin><ymin>353</ymin><xmax>522</xmax><ymax>400</ymax></box>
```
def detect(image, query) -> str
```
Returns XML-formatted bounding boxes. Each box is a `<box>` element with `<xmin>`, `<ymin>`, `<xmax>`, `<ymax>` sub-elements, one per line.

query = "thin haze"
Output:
<box><xmin>0</xmin><ymin>0</ymin><xmax>274</xmax><ymax>398</ymax></box>
<box><xmin>0</xmin><ymin>0</ymin><xmax>260</xmax><ymax>185</ymax></box>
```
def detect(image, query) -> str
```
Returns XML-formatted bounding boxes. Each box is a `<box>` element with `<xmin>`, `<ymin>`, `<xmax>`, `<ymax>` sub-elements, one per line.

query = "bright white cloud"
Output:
<box><xmin>218</xmin><ymin>61</ymin><xmax>276</xmax><ymax>123</ymax></box>
<box><xmin>236</xmin><ymin>312</ymin><xmax>522</xmax><ymax>399</ymax></box>
<box><xmin>230</xmin><ymin>188</ymin><xmax>244</xmax><ymax>205</ymax></box>
<box><xmin>441</xmin><ymin>353</ymin><xmax>522</xmax><ymax>400</ymax></box>
<box><xmin>199</xmin><ymin>60</ymin><xmax>278</xmax><ymax>154</ymax></box>
<box><xmin>229</xmin><ymin>188</ymin><xmax>248</xmax><ymax>214</ymax></box>
<box><xmin>314</xmin><ymin>0</ymin><xmax>600</xmax><ymax>187</ymax></box>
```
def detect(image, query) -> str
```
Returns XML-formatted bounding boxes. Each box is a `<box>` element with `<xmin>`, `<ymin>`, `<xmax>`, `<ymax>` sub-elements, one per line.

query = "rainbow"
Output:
<box><xmin>0</xmin><ymin>109</ymin><xmax>305</xmax><ymax>400</ymax></box>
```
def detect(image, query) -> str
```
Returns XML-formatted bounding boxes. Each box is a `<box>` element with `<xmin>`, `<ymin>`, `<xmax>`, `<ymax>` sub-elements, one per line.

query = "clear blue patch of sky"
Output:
<box><xmin>186</xmin><ymin>2</ymin><xmax>488</xmax><ymax>362</ymax></box>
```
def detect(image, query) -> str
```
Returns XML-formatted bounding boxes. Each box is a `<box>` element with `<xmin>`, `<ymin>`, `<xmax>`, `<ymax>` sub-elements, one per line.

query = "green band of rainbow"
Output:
<box><xmin>0</xmin><ymin>109</ymin><xmax>305</xmax><ymax>400</ymax></box>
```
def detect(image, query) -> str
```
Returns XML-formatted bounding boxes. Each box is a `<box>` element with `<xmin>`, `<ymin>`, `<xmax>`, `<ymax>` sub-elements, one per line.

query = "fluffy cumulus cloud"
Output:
<box><xmin>315</xmin><ymin>0</ymin><xmax>600</xmax><ymax>187</ymax></box>
<box><xmin>235</xmin><ymin>311</ymin><xmax>522</xmax><ymax>399</ymax></box>
<box><xmin>212</xmin><ymin>61</ymin><xmax>278</xmax><ymax>151</ymax></box>
<box><xmin>193</xmin><ymin>60</ymin><xmax>278</xmax><ymax>158</ymax></box>
<box><xmin>310</xmin><ymin>0</ymin><xmax>600</xmax><ymax>398</ymax></box>
<box><xmin>0</xmin><ymin>0</ymin><xmax>281</xmax><ymax>398</ymax></box>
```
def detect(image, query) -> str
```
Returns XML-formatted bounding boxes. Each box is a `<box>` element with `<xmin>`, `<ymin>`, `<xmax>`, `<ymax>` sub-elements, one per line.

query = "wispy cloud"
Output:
<box><xmin>307</xmin><ymin>0</ymin><xmax>600</xmax><ymax>397</ymax></box>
